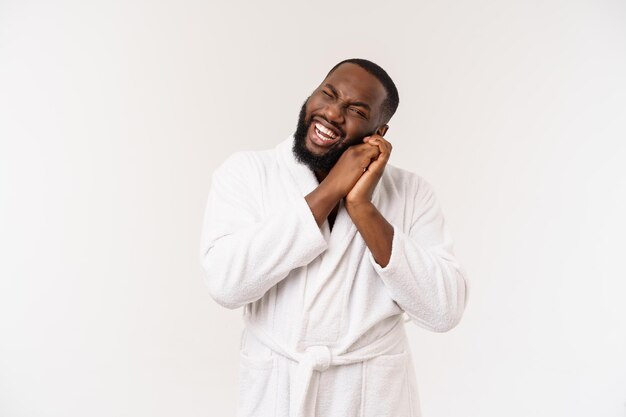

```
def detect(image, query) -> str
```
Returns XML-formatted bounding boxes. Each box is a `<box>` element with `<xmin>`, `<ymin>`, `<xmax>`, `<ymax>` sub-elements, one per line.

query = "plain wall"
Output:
<box><xmin>1</xmin><ymin>0</ymin><xmax>625</xmax><ymax>416</ymax></box>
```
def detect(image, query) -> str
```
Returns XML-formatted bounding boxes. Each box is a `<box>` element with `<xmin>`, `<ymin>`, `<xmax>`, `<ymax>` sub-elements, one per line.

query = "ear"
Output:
<box><xmin>376</xmin><ymin>124</ymin><xmax>389</xmax><ymax>137</ymax></box>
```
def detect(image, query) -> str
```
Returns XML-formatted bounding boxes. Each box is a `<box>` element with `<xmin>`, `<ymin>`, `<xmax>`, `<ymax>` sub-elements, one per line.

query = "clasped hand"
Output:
<box><xmin>324</xmin><ymin>134</ymin><xmax>393</xmax><ymax>207</ymax></box>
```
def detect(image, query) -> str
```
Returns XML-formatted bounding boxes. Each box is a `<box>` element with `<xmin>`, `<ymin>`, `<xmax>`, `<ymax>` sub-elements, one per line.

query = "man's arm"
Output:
<box><xmin>344</xmin><ymin>135</ymin><xmax>394</xmax><ymax>267</ymax></box>
<box><xmin>199</xmin><ymin>151</ymin><xmax>329</xmax><ymax>309</ymax></box>
<box><xmin>304</xmin><ymin>181</ymin><xmax>341</xmax><ymax>227</ymax></box>
<box><xmin>346</xmin><ymin>136</ymin><xmax>469</xmax><ymax>332</ymax></box>
<box><xmin>345</xmin><ymin>202</ymin><xmax>394</xmax><ymax>267</ymax></box>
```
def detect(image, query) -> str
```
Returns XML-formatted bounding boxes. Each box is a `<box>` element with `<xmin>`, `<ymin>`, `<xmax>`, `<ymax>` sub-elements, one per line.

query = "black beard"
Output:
<box><xmin>292</xmin><ymin>100</ymin><xmax>365</xmax><ymax>174</ymax></box>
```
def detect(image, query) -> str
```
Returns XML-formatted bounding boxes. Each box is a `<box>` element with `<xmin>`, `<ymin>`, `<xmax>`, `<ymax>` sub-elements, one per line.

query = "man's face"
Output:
<box><xmin>292</xmin><ymin>63</ymin><xmax>387</xmax><ymax>173</ymax></box>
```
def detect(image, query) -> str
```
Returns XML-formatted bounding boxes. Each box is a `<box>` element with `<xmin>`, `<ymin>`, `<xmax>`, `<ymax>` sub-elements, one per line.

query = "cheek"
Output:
<box><xmin>345</xmin><ymin>121</ymin><xmax>374</xmax><ymax>139</ymax></box>
<box><xmin>307</xmin><ymin>99</ymin><xmax>324</xmax><ymax>115</ymax></box>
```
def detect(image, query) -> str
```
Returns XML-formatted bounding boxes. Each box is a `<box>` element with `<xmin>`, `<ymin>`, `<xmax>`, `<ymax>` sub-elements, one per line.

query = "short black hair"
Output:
<box><xmin>326</xmin><ymin>58</ymin><xmax>399</xmax><ymax>124</ymax></box>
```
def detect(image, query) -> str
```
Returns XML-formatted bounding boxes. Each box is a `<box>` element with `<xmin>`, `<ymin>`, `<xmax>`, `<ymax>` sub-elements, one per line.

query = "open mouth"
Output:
<box><xmin>309</xmin><ymin>119</ymin><xmax>342</xmax><ymax>147</ymax></box>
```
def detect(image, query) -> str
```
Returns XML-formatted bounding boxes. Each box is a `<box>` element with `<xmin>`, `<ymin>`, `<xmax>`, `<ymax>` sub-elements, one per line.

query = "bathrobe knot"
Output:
<box><xmin>304</xmin><ymin>345</ymin><xmax>331</xmax><ymax>372</ymax></box>
<box><xmin>243</xmin><ymin>313</ymin><xmax>409</xmax><ymax>417</ymax></box>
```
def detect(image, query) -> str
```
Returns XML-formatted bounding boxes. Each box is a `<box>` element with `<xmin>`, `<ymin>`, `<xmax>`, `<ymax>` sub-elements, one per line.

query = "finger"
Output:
<box><xmin>368</xmin><ymin>134</ymin><xmax>389</xmax><ymax>146</ymax></box>
<box><xmin>366</xmin><ymin>141</ymin><xmax>391</xmax><ymax>170</ymax></box>
<box><xmin>354</xmin><ymin>143</ymin><xmax>380</xmax><ymax>159</ymax></box>
<box><xmin>368</xmin><ymin>136</ymin><xmax>392</xmax><ymax>155</ymax></box>
<box><xmin>363</xmin><ymin>134</ymin><xmax>382</xmax><ymax>143</ymax></box>
<box><xmin>366</xmin><ymin>144</ymin><xmax>381</xmax><ymax>158</ymax></box>
<box><xmin>366</xmin><ymin>138</ymin><xmax>386</xmax><ymax>156</ymax></box>
<box><xmin>360</xmin><ymin>149</ymin><xmax>380</xmax><ymax>170</ymax></box>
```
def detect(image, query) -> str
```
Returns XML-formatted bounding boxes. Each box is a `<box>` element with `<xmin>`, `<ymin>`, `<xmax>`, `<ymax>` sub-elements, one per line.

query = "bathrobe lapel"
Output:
<box><xmin>277</xmin><ymin>136</ymin><xmax>382</xmax><ymax>346</ymax></box>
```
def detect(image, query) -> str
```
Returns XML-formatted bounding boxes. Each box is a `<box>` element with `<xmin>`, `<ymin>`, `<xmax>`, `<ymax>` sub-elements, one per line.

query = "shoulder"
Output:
<box><xmin>382</xmin><ymin>163</ymin><xmax>436</xmax><ymax>200</ymax></box>
<box><xmin>216</xmin><ymin>148</ymin><xmax>274</xmax><ymax>172</ymax></box>
<box><xmin>212</xmin><ymin>147</ymin><xmax>277</xmax><ymax>183</ymax></box>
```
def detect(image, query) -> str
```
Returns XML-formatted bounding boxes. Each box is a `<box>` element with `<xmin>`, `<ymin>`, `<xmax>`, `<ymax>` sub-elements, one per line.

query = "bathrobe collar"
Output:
<box><xmin>277</xmin><ymin>135</ymin><xmax>384</xmax><ymax>346</ymax></box>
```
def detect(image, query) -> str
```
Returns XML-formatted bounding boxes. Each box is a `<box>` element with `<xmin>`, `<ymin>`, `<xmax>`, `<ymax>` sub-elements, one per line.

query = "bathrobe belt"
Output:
<box><xmin>243</xmin><ymin>314</ymin><xmax>407</xmax><ymax>417</ymax></box>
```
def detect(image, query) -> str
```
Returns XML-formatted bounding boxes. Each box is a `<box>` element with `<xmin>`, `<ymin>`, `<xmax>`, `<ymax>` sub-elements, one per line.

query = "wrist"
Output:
<box><xmin>345</xmin><ymin>199</ymin><xmax>374</xmax><ymax>213</ymax></box>
<box><xmin>318</xmin><ymin>179</ymin><xmax>344</xmax><ymax>202</ymax></box>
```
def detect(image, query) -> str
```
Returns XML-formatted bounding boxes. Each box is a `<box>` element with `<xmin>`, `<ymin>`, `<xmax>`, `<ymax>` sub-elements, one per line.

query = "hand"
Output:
<box><xmin>321</xmin><ymin>141</ymin><xmax>381</xmax><ymax>199</ymax></box>
<box><xmin>345</xmin><ymin>135</ymin><xmax>392</xmax><ymax>208</ymax></box>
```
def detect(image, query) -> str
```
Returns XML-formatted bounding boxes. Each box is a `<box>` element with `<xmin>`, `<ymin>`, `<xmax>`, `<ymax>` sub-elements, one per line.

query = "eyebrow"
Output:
<box><xmin>324</xmin><ymin>83</ymin><xmax>371</xmax><ymax>111</ymax></box>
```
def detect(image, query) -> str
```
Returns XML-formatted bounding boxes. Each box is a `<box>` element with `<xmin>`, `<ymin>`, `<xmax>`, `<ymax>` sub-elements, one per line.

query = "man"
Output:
<box><xmin>199</xmin><ymin>58</ymin><xmax>469</xmax><ymax>417</ymax></box>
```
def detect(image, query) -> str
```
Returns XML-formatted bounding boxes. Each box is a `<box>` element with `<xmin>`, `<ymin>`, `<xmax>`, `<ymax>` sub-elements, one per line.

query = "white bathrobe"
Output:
<box><xmin>199</xmin><ymin>135</ymin><xmax>469</xmax><ymax>417</ymax></box>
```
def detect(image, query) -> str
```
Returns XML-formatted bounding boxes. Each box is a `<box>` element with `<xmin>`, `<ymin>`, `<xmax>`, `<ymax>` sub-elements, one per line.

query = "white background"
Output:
<box><xmin>1</xmin><ymin>0</ymin><xmax>625</xmax><ymax>416</ymax></box>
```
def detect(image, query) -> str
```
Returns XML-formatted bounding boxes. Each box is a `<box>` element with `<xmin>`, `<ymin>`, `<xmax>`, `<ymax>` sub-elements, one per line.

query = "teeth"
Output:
<box><xmin>315</xmin><ymin>122</ymin><xmax>338</xmax><ymax>139</ymax></box>
<box><xmin>315</xmin><ymin>127</ymin><xmax>334</xmax><ymax>141</ymax></box>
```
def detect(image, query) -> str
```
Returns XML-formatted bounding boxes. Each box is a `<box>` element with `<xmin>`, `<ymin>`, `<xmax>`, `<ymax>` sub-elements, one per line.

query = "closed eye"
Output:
<box><xmin>350</xmin><ymin>108</ymin><xmax>366</xmax><ymax>118</ymax></box>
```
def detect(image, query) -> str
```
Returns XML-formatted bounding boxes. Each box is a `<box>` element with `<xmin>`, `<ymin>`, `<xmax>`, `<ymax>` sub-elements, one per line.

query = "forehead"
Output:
<box><xmin>322</xmin><ymin>63</ymin><xmax>387</xmax><ymax>109</ymax></box>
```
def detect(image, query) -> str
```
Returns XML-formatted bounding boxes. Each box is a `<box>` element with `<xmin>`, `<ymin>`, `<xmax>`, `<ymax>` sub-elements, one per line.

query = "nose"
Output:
<box><xmin>323</xmin><ymin>101</ymin><xmax>345</xmax><ymax>125</ymax></box>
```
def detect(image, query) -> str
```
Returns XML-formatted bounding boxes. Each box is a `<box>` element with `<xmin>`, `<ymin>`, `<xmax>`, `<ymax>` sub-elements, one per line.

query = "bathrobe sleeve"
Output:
<box><xmin>368</xmin><ymin>177</ymin><xmax>469</xmax><ymax>332</ymax></box>
<box><xmin>199</xmin><ymin>151</ymin><xmax>329</xmax><ymax>309</ymax></box>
